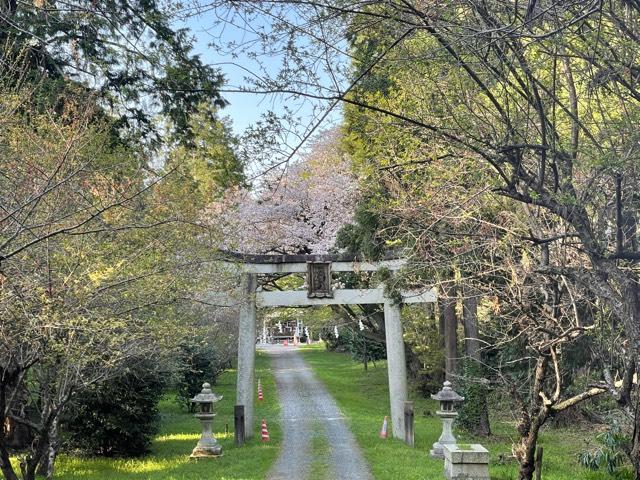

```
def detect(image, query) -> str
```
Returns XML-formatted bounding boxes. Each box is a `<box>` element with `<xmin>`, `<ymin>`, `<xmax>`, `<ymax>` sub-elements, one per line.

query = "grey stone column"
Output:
<box><xmin>236</xmin><ymin>273</ymin><xmax>257</xmax><ymax>438</ymax></box>
<box><xmin>383</xmin><ymin>301</ymin><xmax>408</xmax><ymax>440</ymax></box>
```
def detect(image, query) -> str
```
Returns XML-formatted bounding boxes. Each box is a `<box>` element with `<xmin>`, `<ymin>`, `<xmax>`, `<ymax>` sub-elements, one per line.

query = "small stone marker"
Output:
<box><xmin>404</xmin><ymin>401</ymin><xmax>414</xmax><ymax>447</ymax></box>
<box><xmin>443</xmin><ymin>444</ymin><xmax>490</xmax><ymax>480</ymax></box>
<box><xmin>234</xmin><ymin>405</ymin><xmax>245</xmax><ymax>446</ymax></box>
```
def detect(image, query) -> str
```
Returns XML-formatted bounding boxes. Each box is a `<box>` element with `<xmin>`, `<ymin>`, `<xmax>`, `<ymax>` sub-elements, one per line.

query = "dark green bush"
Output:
<box><xmin>456</xmin><ymin>359</ymin><xmax>491</xmax><ymax>437</ymax></box>
<box><xmin>176</xmin><ymin>339</ymin><xmax>230</xmax><ymax>412</ymax></box>
<box><xmin>61</xmin><ymin>358</ymin><xmax>166</xmax><ymax>457</ymax></box>
<box><xmin>321</xmin><ymin>326</ymin><xmax>386</xmax><ymax>365</ymax></box>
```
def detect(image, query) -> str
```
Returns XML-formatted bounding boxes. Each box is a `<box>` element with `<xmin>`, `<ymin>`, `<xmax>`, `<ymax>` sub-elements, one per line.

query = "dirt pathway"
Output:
<box><xmin>263</xmin><ymin>345</ymin><xmax>373</xmax><ymax>480</ymax></box>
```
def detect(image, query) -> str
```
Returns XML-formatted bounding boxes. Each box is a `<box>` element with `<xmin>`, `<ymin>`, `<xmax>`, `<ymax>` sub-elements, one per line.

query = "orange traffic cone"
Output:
<box><xmin>258</xmin><ymin>379</ymin><xmax>264</xmax><ymax>401</ymax></box>
<box><xmin>379</xmin><ymin>416</ymin><xmax>389</xmax><ymax>439</ymax></box>
<box><xmin>261</xmin><ymin>419</ymin><xmax>270</xmax><ymax>442</ymax></box>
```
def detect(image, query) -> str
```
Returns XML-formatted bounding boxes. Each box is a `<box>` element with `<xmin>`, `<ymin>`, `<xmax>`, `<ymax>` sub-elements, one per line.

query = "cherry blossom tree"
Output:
<box><xmin>210</xmin><ymin>129</ymin><xmax>357</xmax><ymax>254</ymax></box>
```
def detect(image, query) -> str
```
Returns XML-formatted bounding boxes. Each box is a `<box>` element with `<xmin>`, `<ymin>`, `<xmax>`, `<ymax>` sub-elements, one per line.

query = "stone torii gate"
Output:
<box><xmin>225</xmin><ymin>253</ymin><xmax>436</xmax><ymax>441</ymax></box>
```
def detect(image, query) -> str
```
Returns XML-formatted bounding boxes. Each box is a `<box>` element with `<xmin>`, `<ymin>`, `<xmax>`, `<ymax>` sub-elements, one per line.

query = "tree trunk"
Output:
<box><xmin>620</xmin><ymin>279</ymin><xmax>640</xmax><ymax>476</ymax></box>
<box><xmin>37</xmin><ymin>416</ymin><xmax>59</xmax><ymax>480</ymax></box>
<box><xmin>631</xmin><ymin>357</ymin><xmax>640</xmax><ymax>477</ymax></box>
<box><xmin>462</xmin><ymin>284</ymin><xmax>480</xmax><ymax>361</ymax></box>
<box><xmin>441</xmin><ymin>281</ymin><xmax>458</xmax><ymax>379</ymax></box>
<box><xmin>518</xmin><ymin>438</ymin><xmax>536</xmax><ymax>480</ymax></box>
<box><xmin>437</xmin><ymin>302</ymin><xmax>446</xmax><ymax>349</ymax></box>
<box><xmin>632</xmin><ymin>403</ymin><xmax>640</xmax><ymax>480</ymax></box>
<box><xmin>0</xmin><ymin>382</ymin><xmax>21</xmax><ymax>480</ymax></box>
<box><xmin>0</xmin><ymin>442</ymin><xmax>20</xmax><ymax>480</ymax></box>
<box><xmin>514</xmin><ymin>357</ymin><xmax>548</xmax><ymax>480</ymax></box>
<box><xmin>517</xmin><ymin>419</ymin><xmax>545</xmax><ymax>480</ymax></box>
<box><xmin>363</xmin><ymin>336</ymin><xmax>368</xmax><ymax>372</ymax></box>
<box><xmin>462</xmin><ymin>283</ymin><xmax>491</xmax><ymax>437</ymax></box>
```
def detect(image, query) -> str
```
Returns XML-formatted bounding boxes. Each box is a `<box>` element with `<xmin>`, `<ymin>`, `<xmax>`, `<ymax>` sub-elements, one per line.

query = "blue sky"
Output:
<box><xmin>181</xmin><ymin>9</ymin><xmax>344</xmax><ymax>142</ymax></box>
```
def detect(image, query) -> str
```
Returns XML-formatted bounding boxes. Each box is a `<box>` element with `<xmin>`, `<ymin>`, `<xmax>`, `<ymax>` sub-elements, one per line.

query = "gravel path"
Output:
<box><xmin>263</xmin><ymin>345</ymin><xmax>373</xmax><ymax>480</ymax></box>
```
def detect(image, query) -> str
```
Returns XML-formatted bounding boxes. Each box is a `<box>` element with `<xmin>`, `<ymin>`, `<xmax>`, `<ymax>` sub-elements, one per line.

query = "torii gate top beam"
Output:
<box><xmin>210</xmin><ymin>252</ymin><xmax>436</xmax><ymax>307</ymax></box>
<box><xmin>221</xmin><ymin>252</ymin><xmax>406</xmax><ymax>274</ymax></box>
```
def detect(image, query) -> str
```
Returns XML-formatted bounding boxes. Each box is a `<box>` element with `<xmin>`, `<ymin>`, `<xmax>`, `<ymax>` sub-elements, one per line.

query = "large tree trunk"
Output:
<box><xmin>441</xmin><ymin>281</ymin><xmax>458</xmax><ymax>379</ymax></box>
<box><xmin>632</xmin><ymin>405</ymin><xmax>640</xmax><ymax>480</ymax></box>
<box><xmin>517</xmin><ymin>418</ymin><xmax>545</xmax><ymax>480</ymax></box>
<box><xmin>462</xmin><ymin>283</ymin><xmax>491</xmax><ymax>437</ymax></box>
<box><xmin>625</xmin><ymin>284</ymin><xmax>640</xmax><ymax>476</ymax></box>
<box><xmin>37</xmin><ymin>416</ymin><xmax>59</xmax><ymax>480</ymax></box>
<box><xmin>462</xmin><ymin>284</ymin><xmax>480</xmax><ymax>361</ymax></box>
<box><xmin>514</xmin><ymin>357</ymin><xmax>548</xmax><ymax>480</ymax></box>
<box><xmin>599</xmin><ymin>267</ymin><xmax>640</xmax><ymax>475</ymax></box>
<box><xmin>0</xmin><ymin>382</ymin><xmax>21</xmax><ymax>480</ymax></box>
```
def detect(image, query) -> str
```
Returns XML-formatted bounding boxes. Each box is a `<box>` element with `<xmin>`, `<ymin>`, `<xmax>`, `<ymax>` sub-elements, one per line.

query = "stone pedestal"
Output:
<box><xmin>430</xmin><ymin>412</ymin><xmax>457</xmax><ymax>458</ymax></box>
<box><xmin>191</xmin><ymin>412</ymin><xmax>222</xmax><ymax>458</ymax></box>
<box><xmin>442</xmin><ymin>444</ymin><xmax>490</xmax><ymax>480</ymax></box>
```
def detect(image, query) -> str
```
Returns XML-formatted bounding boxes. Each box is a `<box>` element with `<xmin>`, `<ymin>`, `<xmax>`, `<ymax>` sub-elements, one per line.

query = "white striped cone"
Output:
<box><xmin>258</xmin><ymin>379</ymin><xmax>264</xmax><ymax>401</ymax></box>
<box><xmin>379</xmin><ymin>416</ymin><xmax>388</xmax><ymax>439</ymax></box>
<box><xmin>261</xmin><ymin>419</ymin><xmax>270</xmax><ymax>442</ymax></box>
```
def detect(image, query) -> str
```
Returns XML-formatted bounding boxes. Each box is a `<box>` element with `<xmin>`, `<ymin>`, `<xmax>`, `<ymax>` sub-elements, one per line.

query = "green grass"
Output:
<box><xmin>308</xmin><ymin>420</ymin><xmax>331</xmax><ymax>480</ymax></box>
<box><xmin>48</xmin><ymin>352</ymin><xmax>281</xmax><ymax>480</ymax></box>
<box><xmin>299</xmin><ymin>344</ymin><xmax>615</xmax><ymax>480</ymax></box>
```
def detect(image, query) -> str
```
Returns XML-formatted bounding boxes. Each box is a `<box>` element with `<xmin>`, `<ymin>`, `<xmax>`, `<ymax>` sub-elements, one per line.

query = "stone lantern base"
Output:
<box><xmin>442</xmin><ymin>444</ymin><xmax>489</xmax><ymax>480</ymax></box>
<box><xmin>190</xmin><ymin>444</ymin><xmax>223</xmax><ymax>459</ymax></box>
<box><xmin>190</xmin><ymin>412</ymin><xmax>223</xmax><ymax>459</ymax></box>
<box><xmin>430</xmin><ymin>413</ymin><xmax>457</xmax><ymax>459</ymax></box>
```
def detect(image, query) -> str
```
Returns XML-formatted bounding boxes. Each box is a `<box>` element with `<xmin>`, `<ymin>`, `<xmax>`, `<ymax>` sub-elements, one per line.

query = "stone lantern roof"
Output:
<box><xmin>431</xmin><ymin>381</ymin><xmax>464</xmax><ymax>402</ymax></box>
<box><xmin>191</xmin><ymin>383</ymin><xmax>223</xmax><ymax>404</ymax></box>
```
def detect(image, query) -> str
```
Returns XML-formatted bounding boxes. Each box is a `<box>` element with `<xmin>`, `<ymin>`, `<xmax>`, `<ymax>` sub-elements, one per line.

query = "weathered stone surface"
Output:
<box><xmin>237</xmin><ymin>273</ymin><xmax>257</xmax><ymax>438</ymax></box>
<box><xmin>383</xmin><ymin>301</ymin><xmax>408</xmax><ymax>440</ymax></box>
<box><xmin>443</xmin><ymin>444</ymin><xmax>490</xmax><ymax>480</ymax></box>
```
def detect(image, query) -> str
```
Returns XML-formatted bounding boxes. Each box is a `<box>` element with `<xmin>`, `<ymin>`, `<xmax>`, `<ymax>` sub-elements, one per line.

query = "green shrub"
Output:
<box><xmin>61</xmin><ymin>358</ymin><xmax>166</xmax><ymax>457</ymax></box>
<box><xmin>579</xmin><ymin>425</ymin><xmax>633</xmax><ymax>478</ymax></box>
<box><xmin>321</xmin><ymin>326</ymin><xmax>386</xmax><ymax>365</ymax></box>
<box><xmin>456</xmin><ymin>359</ymin><xmax>491</xmax><ymax>436</ymax></box>
<box><xmin>176</xmin><ymin>338</ymin><xmax>230</xmax><ymax>412</ymax></box>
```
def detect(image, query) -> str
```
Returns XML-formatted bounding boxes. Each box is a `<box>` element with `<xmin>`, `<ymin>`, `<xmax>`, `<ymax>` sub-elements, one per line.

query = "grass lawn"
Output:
<box><xmin>46</xmin><ymin>352</ymin><xmax>281</xmax><ymax>480</ymax></box>
<box><xmin>300</xmin><ymin>344</ymin><xmax>616</xmax><ymax>480</ymax></box>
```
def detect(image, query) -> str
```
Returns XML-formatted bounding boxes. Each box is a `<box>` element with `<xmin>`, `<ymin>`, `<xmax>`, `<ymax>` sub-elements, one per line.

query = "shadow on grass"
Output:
<box><xmin>300</xmin><ymin>347</ymin><xmax>616</xmax><ymax>480</ymax></box>
<box><xmin>53</xmin><ymin>352</ymin><xmax>281</xmax><ymax>480</ymax></box>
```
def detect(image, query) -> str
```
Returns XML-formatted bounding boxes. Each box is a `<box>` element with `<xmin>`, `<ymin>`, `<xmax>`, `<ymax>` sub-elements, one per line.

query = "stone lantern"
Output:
<box><xmin>190</xmin><ymin>382</ymin><xmax>223</xmax><ymax>458</ymax></box>
<box><xmin>430</xmin><ymin>381</ymin><xmax>464</xmax><ymax>459</ymax></box>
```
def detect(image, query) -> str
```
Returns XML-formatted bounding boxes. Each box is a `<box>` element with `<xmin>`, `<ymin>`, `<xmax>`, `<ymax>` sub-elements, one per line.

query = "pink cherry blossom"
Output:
<box><xmin>207</xmin><ymin>130</ymin><xmax>356</xmax><ymax>254</ymax></box>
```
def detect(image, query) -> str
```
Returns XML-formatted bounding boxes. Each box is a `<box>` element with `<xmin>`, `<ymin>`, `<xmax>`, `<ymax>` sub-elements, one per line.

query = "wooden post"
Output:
<box><xmin>535</xmin><ymin>446</ymin><xmax>543</xmax><ymax>480</ymax></box>
<box><xmin>234</xmin><ymin>405</ymin><xmax>245</xmax><ymax>446</ymax></box>
<box><xmin>404</xmin><ymin>401</ymin><xmax>414</xmax><ymax>447</ymax></box>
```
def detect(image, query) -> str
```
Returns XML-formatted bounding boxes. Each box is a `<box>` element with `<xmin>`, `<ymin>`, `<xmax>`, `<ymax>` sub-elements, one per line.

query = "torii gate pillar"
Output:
<box><xmin>236</xmin><ymin>273</ymin><xmax>257</xmax><ymax>438</ymax></box>
<box><xmin>384</xmin><ymin>300</ymin><xmax>408</xmax><ymax>440</ymax></box>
